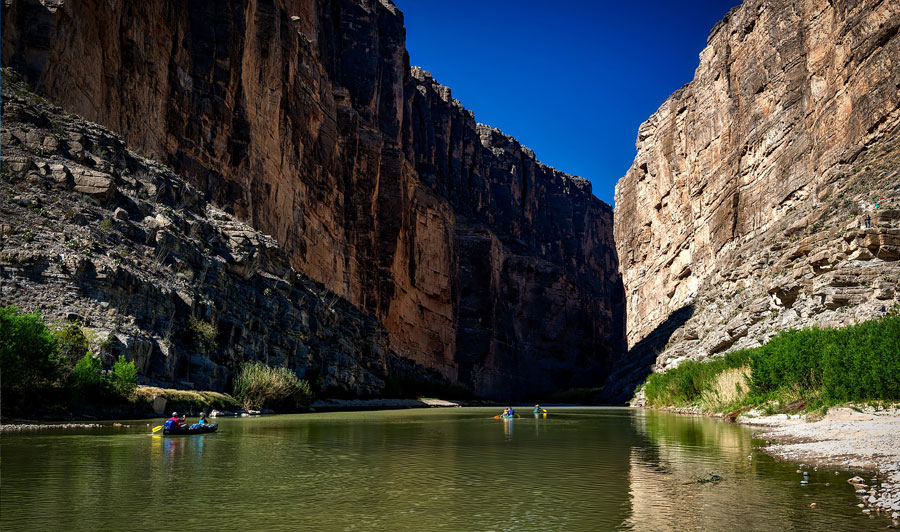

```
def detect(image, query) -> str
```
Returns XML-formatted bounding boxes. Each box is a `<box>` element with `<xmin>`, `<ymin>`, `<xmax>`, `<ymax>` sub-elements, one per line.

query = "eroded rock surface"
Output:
<box><xmin>1</xmin><ymin>71</ymin><xmax>404</xmax><ymax>396</ymax></box>
<box><xmin>612</xmin><ymin>0</ymin><xmax>900</xmax><ymax>394</ymax></box>
<box><xmin>1</xmin><ymin>0</ymin><xmax>624</xmax><ymax>397</ymax></box>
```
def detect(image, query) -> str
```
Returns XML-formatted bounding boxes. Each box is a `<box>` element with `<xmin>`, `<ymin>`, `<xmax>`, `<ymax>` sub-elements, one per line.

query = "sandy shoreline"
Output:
<box><xmin>739</xmin><ymin>406</ymin><xmax>900</xmax><ymax>521</ymax></box>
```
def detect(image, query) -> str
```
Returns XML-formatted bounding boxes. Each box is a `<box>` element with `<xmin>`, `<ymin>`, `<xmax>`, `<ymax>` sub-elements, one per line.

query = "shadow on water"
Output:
<box><xmin>599</xmin><ymin>304</ymin><xmax>695</xmax><ymax>404</ymax></box>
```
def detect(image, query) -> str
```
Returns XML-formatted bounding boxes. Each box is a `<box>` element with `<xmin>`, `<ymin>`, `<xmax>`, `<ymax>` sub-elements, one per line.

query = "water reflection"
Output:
<box><xmin>502</xmin><ymin>417</ymin><xmax>514</xmax><ymax>439</ymax></box>
<box><xmin>624</xmin><ymin>410</ymin><xmax>873</xmax><ymax>531</ymax></box>
<box><xmin>0</xmin><ymin>408</ymin><xmax>884</xmax><ymax>532</ymax></box>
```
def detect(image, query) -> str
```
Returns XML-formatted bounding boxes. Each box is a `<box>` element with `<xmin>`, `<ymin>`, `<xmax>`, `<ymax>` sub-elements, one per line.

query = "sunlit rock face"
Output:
<box><xmin>613</xmin><ymin>0</ymin><xmax>900</xmax><ymax>379</ymax></box>
<box><xmin>2</xmin><ymin>0</ymin><xmax>625</xmax><ymax>398</ymax></box>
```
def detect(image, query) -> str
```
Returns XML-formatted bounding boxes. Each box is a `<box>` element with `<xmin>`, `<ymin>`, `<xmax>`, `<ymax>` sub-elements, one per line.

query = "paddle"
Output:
<box><xmin>152</xmin><ymin>425</ymin><xmax>163</xmax><ymax>433</ymax></box>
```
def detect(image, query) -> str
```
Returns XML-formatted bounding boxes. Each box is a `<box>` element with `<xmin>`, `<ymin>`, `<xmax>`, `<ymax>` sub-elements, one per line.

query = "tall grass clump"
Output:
<box><xmin>642</xmin><ymin>349</ymin><xmax>751</xmax><ymax>407</ymax></box>
<box><xmin>233</xmin><ymin>361</ymin><xmax>312</xmax><ymax>410</ymax></box>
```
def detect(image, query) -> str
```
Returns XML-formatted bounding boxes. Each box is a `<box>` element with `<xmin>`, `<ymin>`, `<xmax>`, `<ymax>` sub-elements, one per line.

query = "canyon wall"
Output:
<box><xmin>1</xmin><ymin>71</ymin><xmax>399</xmax><ymax>396</ymax></box>
<box><xmin>2</xmin><ymin>0</ymin><xmax>624</xmax><ymax>397</ymax></box>
<box><xmin>612</xmin><ymin>0</ymin><xmax>900</xmax><ymax>396</ymax></box>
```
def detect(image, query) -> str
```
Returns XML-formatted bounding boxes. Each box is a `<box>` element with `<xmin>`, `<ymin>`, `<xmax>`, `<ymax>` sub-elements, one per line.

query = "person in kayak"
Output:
<box><xmin>164</xmin><ymin>412</ymin><xmax>185</xmax><ymax>431</ymax></box>
<box><xmin>534</xmin><ymin>404</ymin><xmax>543</xmax><ymax>414</ymax></box>
<box><xmin>189</xmin><ymin>412</ymin><xmax>210</xmax><ymax>430</ymax></box>
<box><xmin>508</xmin><ymin>407</ymin><xmax>515</xmax><ymax>416</ymax></box>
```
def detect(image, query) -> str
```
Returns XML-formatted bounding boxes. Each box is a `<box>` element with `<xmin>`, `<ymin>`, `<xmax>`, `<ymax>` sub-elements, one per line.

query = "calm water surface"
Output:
<box><xmin>1</xmin><ymin>407</ymin><xmax>881</xmax><ymax>531</ymax></box>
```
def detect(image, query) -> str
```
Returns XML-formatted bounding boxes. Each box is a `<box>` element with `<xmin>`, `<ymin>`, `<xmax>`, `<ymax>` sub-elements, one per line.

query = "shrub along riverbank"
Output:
<box><xmin>0</xmin><ymin>306</ymin><xmax>311</xmax><ymax>419</ymax></box>
<box><xmin>1</xmin><ymin>306</ymin><xmax>141</xmax><ymax>417</ymax></box>
<box><xmin>639</xmin><ymin>313</ymin><xmax>900</xmax><ymax>414</ymax></box>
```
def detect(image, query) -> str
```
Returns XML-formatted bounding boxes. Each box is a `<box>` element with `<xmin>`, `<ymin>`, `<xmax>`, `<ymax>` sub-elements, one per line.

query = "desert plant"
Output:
<box><xmin>188</xmin><ymin>317</ymin><xmax>218</xmax><ymax>352</ymax></box>
<box><xmin>233</xmin><ymin>361</ymin><xmax>312</xmax><ymax>410</ymax></box>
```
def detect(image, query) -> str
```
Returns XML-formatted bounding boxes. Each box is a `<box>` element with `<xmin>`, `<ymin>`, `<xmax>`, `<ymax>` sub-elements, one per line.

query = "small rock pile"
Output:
<box><xmin>848</xmin><ymin>473</ymin><xmax>900</xmax><ymax>522</ymax></box>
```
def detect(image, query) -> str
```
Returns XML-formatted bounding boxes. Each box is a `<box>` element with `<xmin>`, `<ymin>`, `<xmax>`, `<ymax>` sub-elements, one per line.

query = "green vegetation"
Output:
<box><xmin>641</xmin><ymin>315</ymin><xmax>900</xmax><ymax>413</ymax></box>
<box><xmin>188</xmin><ymin>317</ymin><xmax>218</xmax><ymax>352</ymax></box>
<box><xmin>643</xmin><ymin>349</ymin><xmax>751</xmax><ymax>409</ymax></box>
<box><xmin>132</xmin><ymin>386</ymin><xmax>239</xmax><ymax>412</ymax></box>
<box><xmin>70</xmin><ymin>352</ymin><xmax>106</xmax><ymax>399</ymax></box>
<box><xmin>233</xmin><ymin>361</ymin><xmax>312</xmax><ymax>410</ymax></box>
<box><xmin>0</xmin><ymin>306</ymin><xmax>59</xmax><ymax>391</ymax></box>
<box><xmin>111</xmin><ymin>355</ymin><xmax>139</xmax><ymax>396</ymax></box>
<box><xmin>1</xmin><ymin>306</ymin><xmax>142</xmax><ymax>413</ymax></box>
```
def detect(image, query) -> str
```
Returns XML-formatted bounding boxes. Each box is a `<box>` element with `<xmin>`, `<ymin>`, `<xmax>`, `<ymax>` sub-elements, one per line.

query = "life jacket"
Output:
<box><xmin>164</xmin><ymin>418</ymin><xmax>180</xmax><ymax>430</ymax></box>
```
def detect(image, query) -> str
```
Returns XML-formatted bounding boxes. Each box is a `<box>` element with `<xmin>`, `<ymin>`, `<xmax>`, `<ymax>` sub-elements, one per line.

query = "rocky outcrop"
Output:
<box><xmin>0</xmin><ymin>70</ymin><xmax>404</xmax><ymax>396</ymax></box>
<box><xmin>613</xmin><ymin>0</ymin><xmax>900</xmax><ymax>384</ymax></box>
<box><xmin>1</xmin><ymin>0</ymin><xmax>624</xmax><ymax>397</ymax></box>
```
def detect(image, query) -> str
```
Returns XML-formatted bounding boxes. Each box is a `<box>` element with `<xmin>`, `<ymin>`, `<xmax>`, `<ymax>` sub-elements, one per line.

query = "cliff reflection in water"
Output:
<box><xmin>623</xmin><ymin>410</ymin><xmax>869</xmax><ymax>531</ymax></box>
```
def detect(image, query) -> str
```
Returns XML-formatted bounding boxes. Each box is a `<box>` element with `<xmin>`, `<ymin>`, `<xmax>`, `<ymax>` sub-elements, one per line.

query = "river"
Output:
<box><xmin>0</xmin><ymin>407</ymin><xmax>880</xmax><ymax>531</ymax></box>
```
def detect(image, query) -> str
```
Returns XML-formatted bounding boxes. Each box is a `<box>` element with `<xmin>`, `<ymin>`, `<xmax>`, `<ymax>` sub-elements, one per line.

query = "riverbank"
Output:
<box><xmin>739</xmin><ymin>406</ymin><xmax>900</xmax><ymax>522</ymax></box>
<box><xmin>0</xmin><ymin>396</ymin><xmax>486</xmax><ymax>431</ymax></box>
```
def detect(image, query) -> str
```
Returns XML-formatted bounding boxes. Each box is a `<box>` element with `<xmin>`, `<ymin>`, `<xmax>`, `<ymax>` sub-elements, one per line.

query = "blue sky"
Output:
<box><xmin>394</xmin><ymin>0</ymin><xmax>741</xmax><ymax>205</ymax></box>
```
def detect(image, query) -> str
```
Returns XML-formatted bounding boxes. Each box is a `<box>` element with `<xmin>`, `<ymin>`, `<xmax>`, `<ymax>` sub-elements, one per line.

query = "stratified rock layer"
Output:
<box><xmin>613</xmin><ymin>0</ymin><xmax>900</xmax><ymax>391</ymax></box>
<box><xmin>2</xmin><ymin>0</ymin><xmax>624</xmax><ymax>397</ymax></box>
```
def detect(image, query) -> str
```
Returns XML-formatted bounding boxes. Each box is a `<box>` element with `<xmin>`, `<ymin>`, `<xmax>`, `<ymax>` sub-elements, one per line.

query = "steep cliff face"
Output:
<box><xmin>2</xmin><ymin>0</ymin><xmax>624</xmax><ymax>397</ymax></box>
<box><xmin>613</xmin><ymin>0</ymin><xmax>900</xmax><ymax>387</ymax></box>
<box><xmin>1</xmin><ymin>70</ymin><xmax>399</xmax><ymax>396</ymax></box>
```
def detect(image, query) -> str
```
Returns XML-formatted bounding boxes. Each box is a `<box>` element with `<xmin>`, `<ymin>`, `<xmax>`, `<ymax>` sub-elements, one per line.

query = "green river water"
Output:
<box><xmin>0</xmin><ymin>407</ymin><xmax>882</xmax><ymax>531</ymax></box>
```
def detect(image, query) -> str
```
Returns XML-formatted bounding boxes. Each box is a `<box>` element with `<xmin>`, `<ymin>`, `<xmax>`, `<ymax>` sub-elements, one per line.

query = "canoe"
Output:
<box><xmin>500</xmin><ymin>414</ymin><xmax>519</xmax><ymax>419</ymax></box>
<box><xmin>163</xmin><ymin>424</ymin><xmax>218</xmax><ymax>435</ymax></box>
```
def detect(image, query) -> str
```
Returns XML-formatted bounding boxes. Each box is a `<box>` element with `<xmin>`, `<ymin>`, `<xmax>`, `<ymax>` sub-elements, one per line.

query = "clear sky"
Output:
<box><xmin>394</xmin><ymin>0</ymin><xmax>742</xmax><ymax>205</ymax></box>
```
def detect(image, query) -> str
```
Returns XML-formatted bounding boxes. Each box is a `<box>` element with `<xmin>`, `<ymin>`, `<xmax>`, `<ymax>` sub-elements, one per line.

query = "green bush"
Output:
<box><xmin>70</xmin><ymin>352</ymin><xmax>107</xmax><ymax>399</ymax></box>
<box><xmin>55</xmin><ymin>324</ymin><xmax>89</xmax><ymax>369</ymax></box>
<box><xmin>111</xmin><ymin>355</ymin><xmax>138</xmax><ymax>396</ymax></box>
<box><xmin>749</xmin><ymin>316</ymin><xmax>900</xmax><ymax>402</ymax></box>
<box><xmin>0</xmin><ymin>306</ymin><xmax>58</xmax><ymax>390</ymax></box>
<box><xmin>233</xmin><ymin>361</ymin><xmax>312</xmax><ymax>410</ymax></box>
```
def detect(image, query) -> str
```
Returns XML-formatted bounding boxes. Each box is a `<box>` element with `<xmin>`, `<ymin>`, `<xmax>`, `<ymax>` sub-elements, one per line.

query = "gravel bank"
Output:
<box><xmin>0</xmin><ymin>422</ymin><xmax>141</xmax><ymax>433</ymax></box>
<box><xmin>740</xmin><ymin>406</ymin><xmax>900</xmax><ymax>522</ymax></box>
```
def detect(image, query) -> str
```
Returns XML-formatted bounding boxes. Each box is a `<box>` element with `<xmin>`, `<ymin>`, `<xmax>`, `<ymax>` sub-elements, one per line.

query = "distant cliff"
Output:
<box><xmin>2</xmin><ymin>0</ymin><xmax>624</xmax><ymax>398</ymax></box>
<box><xmin>612</xmin><ymin>0</ymin><xmax>900</xmax><ymax>396</ymax></box>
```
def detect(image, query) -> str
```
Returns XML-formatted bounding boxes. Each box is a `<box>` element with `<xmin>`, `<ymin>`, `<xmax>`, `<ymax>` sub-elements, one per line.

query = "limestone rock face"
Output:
<box><xmin>612</xmin><ymin>0</ymin><xmax>900</xmax><ymax>392</ymax></box>
<box><xmin>2</xmin><ymin>0</ymin><xmax>624</xmax><ymax>397</ymax></box>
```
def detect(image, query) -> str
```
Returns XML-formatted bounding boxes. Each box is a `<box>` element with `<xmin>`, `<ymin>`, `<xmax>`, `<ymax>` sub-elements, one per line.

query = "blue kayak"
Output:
<box><xmin>163</xmin><ymin>424</ymin><xmax>218</xmax><ymax>435</ymax></box>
